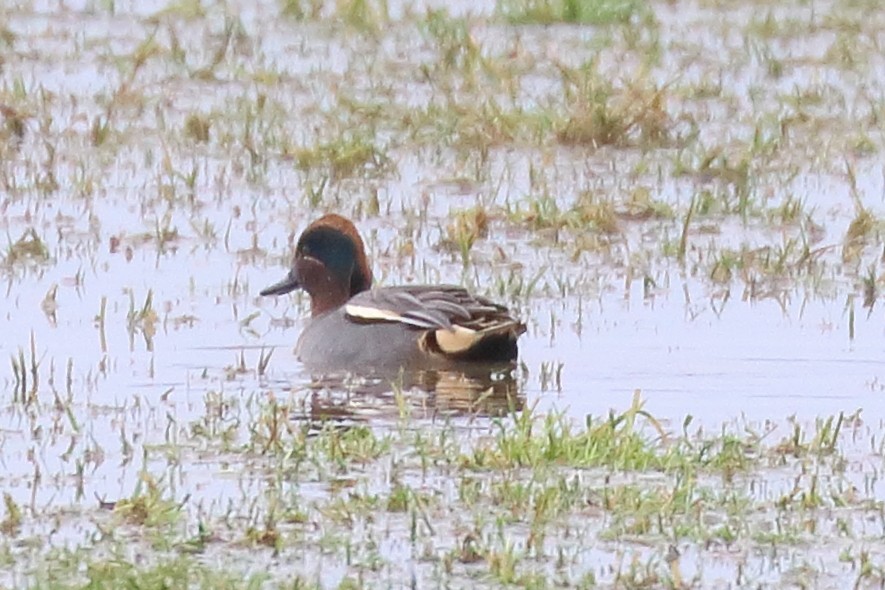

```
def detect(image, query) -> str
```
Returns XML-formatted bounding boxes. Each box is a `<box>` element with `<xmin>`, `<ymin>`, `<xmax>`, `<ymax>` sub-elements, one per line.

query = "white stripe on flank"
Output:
<box><xmin>345</xmin><ymin>303</ymin><xmax>428</xmax><ymax>328</ymax></box>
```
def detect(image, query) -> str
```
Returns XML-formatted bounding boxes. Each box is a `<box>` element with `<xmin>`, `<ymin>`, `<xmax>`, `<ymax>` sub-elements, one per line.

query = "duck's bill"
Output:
<box><xmin>259</xmin><ymin>272</ymin><xmax>301</xmax><ymax>296</ymax></box>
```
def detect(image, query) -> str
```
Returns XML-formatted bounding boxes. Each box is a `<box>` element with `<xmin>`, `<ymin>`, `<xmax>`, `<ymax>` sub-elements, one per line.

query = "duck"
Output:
<box><xmin>260</xmin><ymin>214</ymin><xmax>526</xmax><ymax>372</ymax></box>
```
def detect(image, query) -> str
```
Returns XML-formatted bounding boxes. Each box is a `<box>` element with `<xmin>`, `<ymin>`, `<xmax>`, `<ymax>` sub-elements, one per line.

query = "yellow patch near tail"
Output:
<box><xmin>433</xmin><ymin>325</ymin><xmax>480</xmax><ymax>354</ymax></box>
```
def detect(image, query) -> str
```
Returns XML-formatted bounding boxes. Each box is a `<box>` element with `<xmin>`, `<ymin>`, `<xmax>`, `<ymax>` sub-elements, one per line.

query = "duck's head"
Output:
<box><xmin>260</xmin><ymin>214</ymin><xmax>373</xmax><ymax>315</ymax></box>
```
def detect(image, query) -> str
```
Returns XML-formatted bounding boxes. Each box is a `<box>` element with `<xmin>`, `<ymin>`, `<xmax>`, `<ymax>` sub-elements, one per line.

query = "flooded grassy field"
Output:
<box><xmin>1</xmin><ymin>0</ymin><xmax>884</xmax><ymax>588</ymax></box>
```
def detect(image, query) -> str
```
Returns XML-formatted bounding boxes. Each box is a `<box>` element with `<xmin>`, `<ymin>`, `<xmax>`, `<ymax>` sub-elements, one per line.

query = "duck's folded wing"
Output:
<box><xmin>343</xmin><ymin>285</ymin><xmax>508</xmax><ymax>331</ymax></box>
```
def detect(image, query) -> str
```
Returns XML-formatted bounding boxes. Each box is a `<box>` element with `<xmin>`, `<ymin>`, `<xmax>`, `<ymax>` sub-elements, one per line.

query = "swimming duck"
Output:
<box><xmin>260</xmin><ymin>214</ymin><xmax>525</xmax><ymax>372</ymax></box>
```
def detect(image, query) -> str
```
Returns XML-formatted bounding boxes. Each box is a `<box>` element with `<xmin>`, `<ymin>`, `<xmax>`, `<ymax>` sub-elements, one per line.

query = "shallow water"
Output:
<box><xmin>1</xmin><ymin>0</ymin><xmax>884</xmax><ymax>587</ymax></box>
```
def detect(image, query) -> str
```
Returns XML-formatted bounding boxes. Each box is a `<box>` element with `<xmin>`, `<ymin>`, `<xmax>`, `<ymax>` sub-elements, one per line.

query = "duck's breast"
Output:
<box><xmin>295</xmin><ymin>306</ymin><xmax>426</xmax><ymax>373</ymax></box>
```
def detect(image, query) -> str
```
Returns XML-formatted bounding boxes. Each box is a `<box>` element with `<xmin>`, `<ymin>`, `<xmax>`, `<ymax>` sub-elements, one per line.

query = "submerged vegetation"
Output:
<box><xmin>0</xmin><ymin>0</ymin><xmax>883</xmax><ymax>587</ymax></box>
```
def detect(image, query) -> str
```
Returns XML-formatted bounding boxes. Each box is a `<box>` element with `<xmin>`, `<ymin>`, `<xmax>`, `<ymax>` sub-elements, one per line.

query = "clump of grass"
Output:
<box><xmin>710</xmin><ymin>250</ymin><xmax>739</xmax><ymax>285</ymax></box>
<box><xmin>54</xmin><ymin>554</ymin><xmax>267</xmax><ymax>588</ymax></box>
<box><xmin>442</xmin><ymin>206</ymin><xmax>490</xmax><ymax>266</ymax></box>
<box><xmin>334</xmin><ymin>0</ymin><xmax>390</xmax><ymax>32</ymax></box>
<box><xmin>507</xmin><ymin>189</ymin><xmax>622</xmax><ymax>238</ymax></box>
<box><xmin>114</xmin><ymin>474</ymin><xmax>181</xmax><ymax>528</ymax></box>
<box><xmin>572</xmin><ymin>190</ymin><xmax>620</xmax><ymax>234</ymax></box>
<box><xmin>0</xmin><ymin>24</ymin><xmax>16</xmax><ymax>48</ymax></box>
<box><xmin>507</xmin><ymin>190</ymin><xmax>564</xmax><ymax>233</ymax></box>
<box><xmin>823</xmin><ymin>30</ymin><xmax>868</xmax><ymax>70</ymax></box>
<box><xmin>774</xmin><ymin>413</ymin><xmax>848</xmax><ymax>458</ymax></box>
<box><xmin>841</xmin><ymin>208</ymin><xmax>877</xmax><ymax>263</ymax></box>
<box><xmin>766</xmin><ymin>194</ymin><xmax>806</xmax><ymax>226</ymax></box>
<box><xmin>618</xmin><ymin>186</ymin><xmax>675</xmax><ymax>221</ymax></box>
<box><xmin>245</xmin><ymin>515</ymin><xmax>281</xmax><ymax>549</ymax></box>
<box><xmin>555</xmin><ymin>63</ymin><xmax>671</xmax><ymax>149</ymax></box>
<box><xmin>463</xmin><ymin>393</ymin><xmax>668</xmax><ymax>471</ymax></box>
<box><xmin>861</xmin><ymin>266</ymin><xmax>878</xmax><ymax>310</ymax></box>
<box><xmin>126</xmin><ymin>289</ymin><xmax>158</xmax><ymax>351</ymax></box>
<box><xmin>3</xmin><ymin>228</ymin><xmax>50</xmax><ymax>269</ymax></box>
<box><xmin>498</xmin><ymin>0</ymin><xmax>646</xmax><ymax>25</ymax></box>
<box><xmin>151</xmin><ymin>0</ymin><xmax>207</xmax><ymax>19</ymax></box>
<box><xmin>748</xmin><ymin>41</ymin><xmax>785</xmax><ymax>78</ymax></box>
<box><xmin>0</xmin><ymin>104</ymin><xmax>26</xmax><ymax>149</ymax></box>
<box><xmin>280</xmin><ymin>0</ymin><xmax>388</xmax><ymax>30</ymax></box>
<box><xmin>0</xmin><ymin>493</ymin><xmax>22</xmax><ymax>535</ymax></box>
<box><xmin>291</xmin><ymin>133</ymin><xmax>390</xmax><ymax>180</ymax></box>
<box><xmin>280</xmin><ymin>0</ymin><xmax>323</xmax><ymax>20</ymax></box>
<box><xmin>183</xmin><ymin>113</ymin><xmax>211</xmax><ymax>142</ymax></box>
<box><xmin>403</xmin><ymin>98</ymin><xmax>550</xmax><ymax>152</ymax></box>
<box><xmin>314</xmin><ymin>424</ymin><xmax>391</xmax><ymax>466</ymax></box>
<box><xmin>420</xmin><ymin>9</ymin><xmax>485</xmax><ymax>76</ymax></box>
<box><xmin>673</xmin><ymin>147</ymin><xmax>755</xmax><ymax>217</ymax></box>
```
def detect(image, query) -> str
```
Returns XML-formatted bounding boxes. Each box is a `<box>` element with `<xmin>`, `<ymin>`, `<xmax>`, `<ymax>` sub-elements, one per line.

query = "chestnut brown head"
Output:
<box><xmin>260</xmin><ymin>214</ymin><xmax>373</xmax><ymax>315</ymax></box>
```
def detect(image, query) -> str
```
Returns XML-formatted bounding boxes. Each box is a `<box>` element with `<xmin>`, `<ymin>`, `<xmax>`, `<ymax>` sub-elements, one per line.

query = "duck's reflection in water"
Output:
<box><xmin>290</xmin><ymin>363</ymin><xmax>524</xmax><ymax>425</ymax></box>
